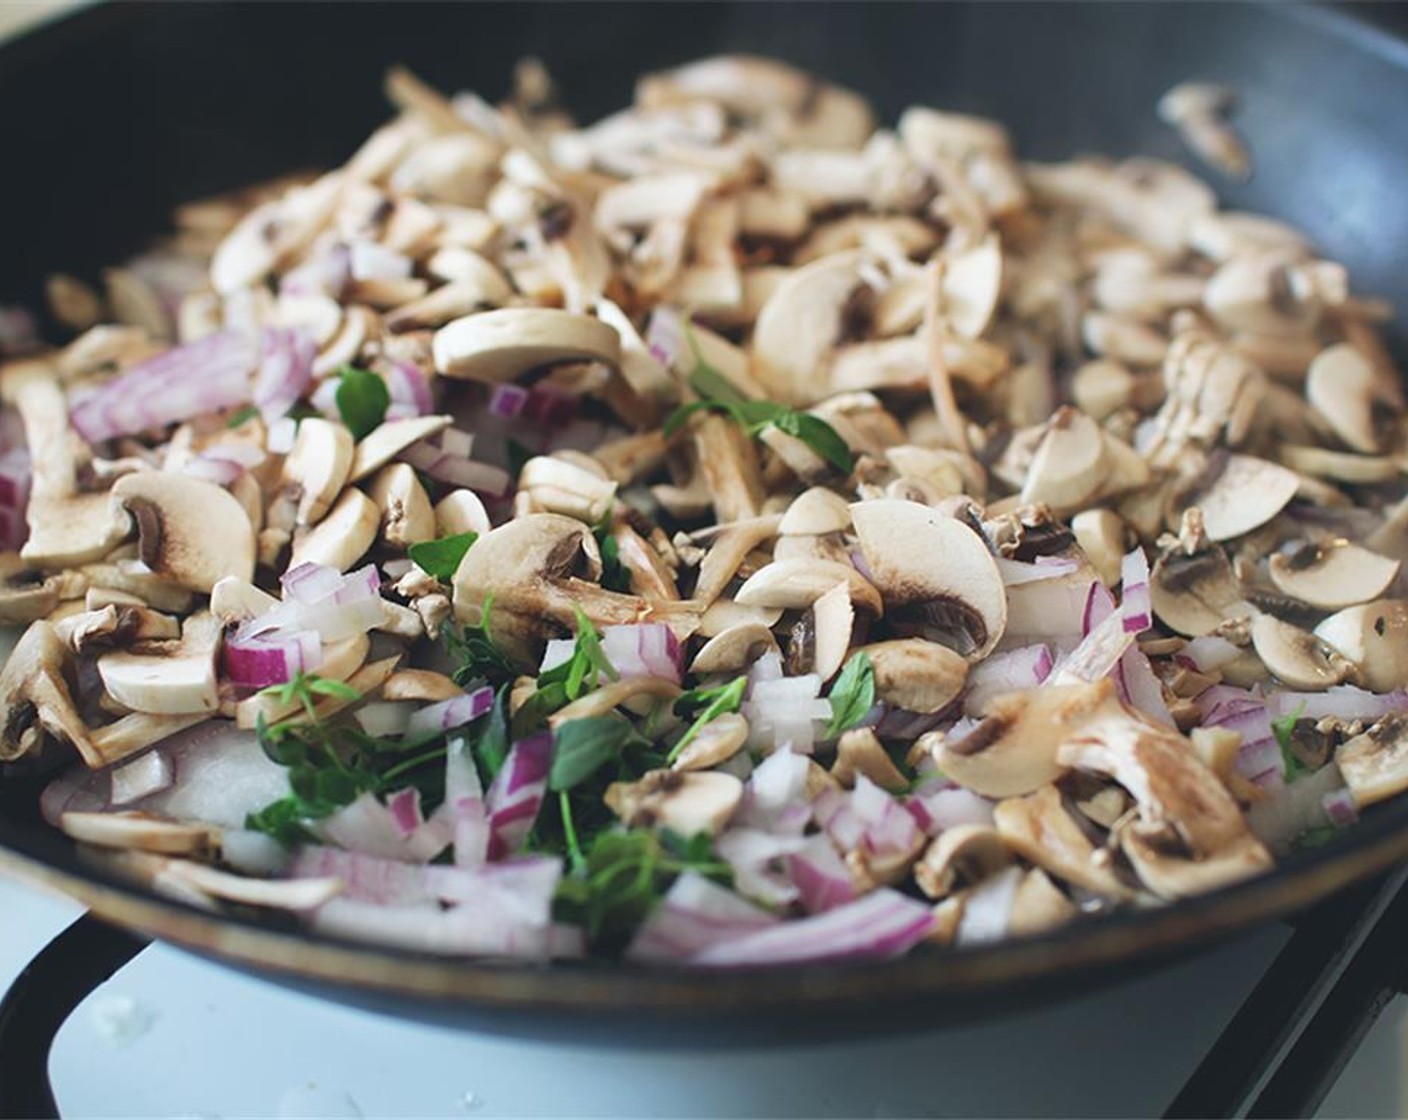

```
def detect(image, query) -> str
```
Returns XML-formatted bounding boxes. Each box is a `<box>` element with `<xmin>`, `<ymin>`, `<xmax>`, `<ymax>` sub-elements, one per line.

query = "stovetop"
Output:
<box><xmin>1</xmin><ymin>874</ymin><xmax>1403</xmax><ymax>1118</ymax></box>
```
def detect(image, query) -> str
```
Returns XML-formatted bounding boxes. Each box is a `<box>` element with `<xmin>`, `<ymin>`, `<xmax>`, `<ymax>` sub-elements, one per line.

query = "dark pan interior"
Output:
<box><xmin>4</xmin><ymin>0</ymin><xmax>1408</xmax><ymax>1034</ymax></box>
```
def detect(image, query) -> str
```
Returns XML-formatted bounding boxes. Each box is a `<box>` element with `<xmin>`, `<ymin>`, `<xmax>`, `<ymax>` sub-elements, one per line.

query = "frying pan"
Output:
<box><xmin>3</xmin><ymin>0</ymin><xmax>1408</xmax><ymax>1038</ymax></box>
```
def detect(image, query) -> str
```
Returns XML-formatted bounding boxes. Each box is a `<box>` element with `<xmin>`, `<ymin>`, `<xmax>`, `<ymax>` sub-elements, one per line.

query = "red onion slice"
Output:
<box><xmin>626</xmin><ymin>872</ymin><xmax>779</xmax><ymax>962</ymax></box>
<box><xmin>406</xmin><ymin>686</ymin><xmax>495</xmax><ymax>738</ymax></box>
<box><xmin>253</xmin><ymin>327</ymin><xmax>315</xmax><ymax>424</ymax></box>
<box><xmin>600</xmin><ymin>624</ymin><xmax>683</xmax><ymax>683</ymax></box>
<box><xmin>1120</xmin><ymin>548</ymin><xmax>1152</xmax><ymax>633</ymax></box>
<box><xmin>485</xmin><ymin>733</ymin><xmax>552</xmax><ymax>860</ymax></box>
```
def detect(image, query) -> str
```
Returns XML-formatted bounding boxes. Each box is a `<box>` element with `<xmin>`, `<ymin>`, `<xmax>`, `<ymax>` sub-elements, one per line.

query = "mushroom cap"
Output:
<box><xmin>690</xmin><ymin>622</ymin><xmax>778</xmax><ymax>675</ymax></box>
<box><xmin>349</xmin><ymin>415</ymin><xmax>452</xmax><ymax>482</ymax></box>
<box><xmin>939</xmin><ymin>680</ymin><xmax>1118</xmax><ymax>799</ymax></box>
<box><xmin>1251</xmin><ymin>614</ymin><xmax>1352</xmax><ymax>691</ymax></box>
<box><xmin>288</xmin><ymin>488</ymin><xmax>379</xmax><ymax>573</ymax></box>
<box><xmin>733</xmin><ymin>558</ymin><xmax>882</xmax><ymax>616</ymax></box>
<box><xmin>97</xmin><ymin>612</ymin><xmax>221</xmax><ymax>715</ymax></box>
<box><xmin>994</xmin><ymin>784</ymin><xmax>1132</xmax><ymax>899</ymax></box>
<box><xmin>1315</xmin><ymin>600</ymin><xmax>1408</xmax><ymax>693</ymax></box>
<box><xmin>604</xmin><ymin>769</ymin><xmax>743</xmax><ymax>837</ymax></box>
<box><xmin>914</xmin><ymin>823</ymin><xmax>1013</xmax><ymax>899</ymax></box>
<box><xmin>1306</xmin><ymin>343</ymin><xmax>1382</xmax><ymax>454</ymax></box>
<box><xmin>281</xmin><ymin>417</ymin><xmax>354</xmax><ymax>524</ymax></box>
<box><xmin>850</xmin><ymin>498</ymin><xmax>1007</xmax><ymax>659</ymax></box>
<box><xmin>432</xmin><ymin>308</ymin><xmax>621</xmax><ymax>381</ymax></box>
<box><xmin>112</xmin><ymin>472</ymin><xmax>255</xmax><ymax>593</ymax></box>
<box><xmin>750</xmin><ymin>250</ymin><xmax>865</xmax><ymax>407</ymax></box>
<box><xmin>1268</xmin><ymin>541</ymin><xmax>1400</xmax><ymax>612</ymax></box>
<box><xmin>1187</xmin><ymin>454</ymin><xmax>1300</xmax><ymax>542</ymax></box>
<box><xmin>861</xmin><ymin>638</ymin><xmax>968</xmax><ymax>714</ymax></box>
<box><xmin>1337</xmin><ymin>713</ymin><xmax>1408</xmax><ymax>808</ymax></box>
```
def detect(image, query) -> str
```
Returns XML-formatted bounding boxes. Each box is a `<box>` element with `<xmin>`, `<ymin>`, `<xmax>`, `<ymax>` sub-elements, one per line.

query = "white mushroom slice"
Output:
<box><xmin>1305</xmin><ymin>343</ymin><xmax>1386</xmax><ymax>454</ymax></box>
<box><xmin>914</xmin><ymin>824</ymin><xmax>1013</xmax><ymax>900</ymax></box>
<box><xmin>1315</xmin><ymin>601</ymin><xmax>1408</xmax><ymax>692</ymax></box>
<box><xmin>86</xmin><ymin>712</ymin><xmax>208</xmax><ymax>769</ymax></box>
<box><xmin>738</xmin><ymin>186</ymin><xmax>810</xmax><ymax>240</ymax></box>
<box><xmin>60</xmin><ymin>811</ymin><xmax>216</xmax><ymax>857</ymax></box>
<box><xmin>1057</xmin><ymin>707</ymin><xmax>1272</xmax><ymax>899</ymax></box>
<box><xmin>281</xmin><ymin>417</ymin><xmax>354</xmax><ymax>526</ymax></box>
<box><xmin>850</xmin><ymin>499</ymin><xmax>1007</xmax><ymax>659</ymax></box>
<box><xmin>349</xmin><ymin>415</ymin><xmax>452</xmax><ymax>482</ymax></box>
<box><xmin>595</xmin><ymin>171</ymin><xmax>714</xmax><ymax>231</ymax></box>
<box><xmin>672</xmin><ymin>712</ymin><xmax>749</xmax><ymax>773</ymax></box>
<box><xmin>861</xmin><ymin>639</ymin><xmax>968</xmax><ymax>714</ymax></box>
<box><xmin>692</xmin><ymin>515</ymin><xmax>782</xmax><ymax>607</ymax></box>
<box><xmin>288</xmin><ymin>488</ymin><xmax>379</xmax><ymax>572</ymax></box>
<box><xmin>1019</xmin><ymin>409</ymin><xmax>1106</xmax><ymax>513</ymax></box>
<box><xmin>733</xmin><ymin>558</ymin><xmax>882</xmax><ymax>616</ymax></box>
<box><xmin>1081</xmin><ymin>312</ymin><xmax>1166</xmax><ymax>366</ymax></box>
<box><xmin>1280</xmin><ymin>444</ymin><xmax>1398</xmax><ymax>485</ymax></box>
<box><xmin>384</xmin><ymin>280</ymin><xmax>506</xmax><ymax>332</ymax></box>
<box><xmin>160</xmin><ymin>858</ymin><xmax>344</xmax><ymax>912</ymax></box>
<box><xmin>55</xmin><ymin>604</ymin><xmax>180</xmax><ymax>653</ymax></box>
<box><xmin>689</xmin><ymin>623</ymin><xmax>780</xmax><ymax>675</ymax></box>
<box><xmin>604</xmin><ymin>770</ymin><xmax>743</xmax><ymax>837</ymax></box>
<box><xmin>98</xmin><ymin>612</ymin><xmax>221</xmax><ymax>715</ymax></box>
<box><xmin>434</xmin><ymin>489</ymin><xmax>491</xmax><ymax>538</ymax></box>
<box><xmin>1187</xmin><ymin>455</ymin><xmax>1300</xmax><ymax>542</ymax></box>
<box><xmin>778</xmin><ymin>487</ymin><xmax>852</xmax><ymax>536</ymax></box>
<box><xmin>518</xmin><ymin>455</ymin><xmax>618</xmax><ymax>524</ymax></box>
<box><xmin>942</xmin><ymin>233</ymin><xmax>1003</xmax><ymax>339</ymax></box>
<box><xmin>1250</xmin><ymin>614</ymin><xmax>1352</xmax><ymax>691</ymax></box>
<box><xmin>831</xmin><ymin>727</ymin><xmax>908</xmax><ymax>792</ymax></box>
<box><xmin>939</xmin><ymin>681</ymin><xmax>1118</xmax><ymax>798</ymax></box>
<box><xmin>369</xmin><ymin>463</ymin><xmax>435</xmax><ymax>547</ymax></box>
<box><xmin>548</xmin><ymin>678</ymin><xmax>682</xmax><ymax>728</ymax></box>
<box><xmin>750</xmin><ymin>250</ymin><xmax>864</xmax><ymax>406</ymax></box>
<box><xmin>994</xmin><ymin>785</ymin><xmax>1131</xmax><ymax>899</ymax></box>
<box><xmin>1150</xmin><ymin>538</ymin><xmax>1256</xmax><ymax>637</ymax></box>
<box><xmin>1269</xmin><ymin>543</ymin><xmax>1400</xmax><ymax>611</ymax></box>
<box><xmin>209</xmin><ymin>577</ymin><xmax>278</xmax><ymax>626</ymax></box>
<box><xmin>1070</xmin><ymin>509</ymin><xmax>1128</xmax><ymax>588</ymax></box>
<box><xmin>0</xmin><ymin>620</ymin><xmax>94</xmax><ymax>763</ymax></box>
<box><xmin>1337</xmin><ymin>714</ymin><xmax>1408</xmax><ymax>808</ymax></box>
<box><xmin>691</xmin><ymin>412</ymin><xmax>766</xmax><ymax>525</ymax></box>
<box><xmin>380</xmin><ymin>669</ymin><xmax>464</xmax><ymax>703</ymax></box>
<box><xmin>595</xmin><ymin>298</ymin><xmax>676</xmax><ymax>405</ymax></box>
<box><xmin>808</xmin><ymin>580</ymin><xmax>854</xmax><ymax>682</ymax></box>
<box><xmin>311</xmin><ymin>305</ymin><xmax>375</xmax><ymax>380</ymax></box>
<box><xmin>432</xmin><ymin>308</ymin><xmax>621</xmax><ymax>381</ymax></box>
<box><xmin>112</xmin><ymin>472</ymin><xmax>256</xmax><ymax>593</ymax></box>
<box><xmin>1008</xmin><ymin>869</ymin><xmax>1079</xmax><ymax>938</ymax></box>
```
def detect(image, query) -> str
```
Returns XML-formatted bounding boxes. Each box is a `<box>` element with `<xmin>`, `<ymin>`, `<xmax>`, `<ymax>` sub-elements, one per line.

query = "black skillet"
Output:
<box><xmin>4</xmin><ymin>0</ymin><xmax>1408</xmax><ymax>1040</ymax></box>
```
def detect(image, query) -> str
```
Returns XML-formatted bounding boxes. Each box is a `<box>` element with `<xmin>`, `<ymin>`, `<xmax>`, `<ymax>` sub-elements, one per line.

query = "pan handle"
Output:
<box><xmin>0</xmin><ymin>914</ymin><xmax>149</xmax><ymax>1120</ymax></box>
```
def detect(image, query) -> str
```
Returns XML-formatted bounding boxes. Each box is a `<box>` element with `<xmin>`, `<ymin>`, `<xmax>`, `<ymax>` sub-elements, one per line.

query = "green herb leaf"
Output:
<box><xmin>594</xmin><ymin>526</ymin><xmax>632</xmax><ymax>593</ymax></box>
<box><xmin>1273</xmin><ymin>701</ymin><xmax>1308</xmax><ymax>782</ymax></box>
<box><xmin>305</xmin><ymin>677</ymin><xmax>363</xmax><ymax>701</ymax></box>
<box><xmin>550</xmin><ymin>715</ymin><xmax>645</xmax><ymax>792</ymax></box>
<box><xmin>225</xmin><ymin>404</ymin><xmax>259</xmax><ymax>429</ymax></box>
<box><xmin>408</xmin><ymin>531</ymin><xmax>479</xmax><ymax>581</ymax></box>
<box><xmin>444</xmin><ymin>592</ymin><xmax>516</xmax><ymax>686</ymax></box>
<box><xmin>825</xmin><ymin>652</ymin><xmax>875</xmax><ymax>739</ymax></box>
<box><xmin>1296</xmin><ymin>824</ymin><xmax>1341</xmax><ymax>850</ymax></box>
<box><xmin>334</xmin><ymin>365</ymin><xmax>390</xmax><ymax>441</ymax></box>
<box><xmin>771</xmin><ymin>411</ymin><xmax>856</xmax><ymax>473</ymax></box>
<box><xmin>668</xmin><ymin>676</ymin><xmax>746</xmax><ymax>762</ymax></box>
<box><xmin>476</xmin><ymin>687</ymin><xmax>511</xmax><ymax>779</ymax></box>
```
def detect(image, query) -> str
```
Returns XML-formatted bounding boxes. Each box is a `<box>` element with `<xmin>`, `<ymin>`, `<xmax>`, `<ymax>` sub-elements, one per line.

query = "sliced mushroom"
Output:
<box><xmin>1337</xmin><ymin>714</ymin><xmax>1408</xmax><ymax>808</ymax></box>
<box><xmin>850</xmin><ymin>498</ymin><xmax>1006</xmax><ymax>659</ymax></box>
<box><xmin>831</xmin><ymin>727</ymin><xmax>908</xmax><ymax>792</ymax></box>
<box><xmin>280</xmin><ymin>417</ymin><xmax>354</xmax><ymax>526</ymax></box>
<box><xmin>1008</xmin><ymin>869</ymin><xmax>1079</xmax><ymax>938</ymax></box>
<box><xmin>750</xmin><ymin>250</ymin><xmax>865</xmax><ymax>406</ymax></box>
<box><xmin>1150</xmin><ymin>530</ymin><xmax>1255</xmax><ymax>637</ymax></box>
<box><xmin>288</xmin><ymin>488</ymin><xmax>379</xmax><ymax>572</ymax></box>
<box><xmin>604</xmin><ymin>769</ymin><xmax>742</xmax><ymax>837</ymax></box>
<box><xmin>112</xmin><ymin>472</ymin><xmax>255</xmax><ymax>593</ymax></box>
<box><xmin>778</xmin><ymin>487</ymin><xmax>853</xmax><ymax>536</ymax></box>
<box><xmin>97</xmin><ymin>612</ymin><xmax>222</xmax><ymax>715</ymax></box>
<box><xmin>734</xmin><ymin>558</ymin><xmax>882</xmax><ymax>616</ymax></box>
<box><xmin>1185</xmin><ymin>454</ymin><xmax>1300</xmax><ymax>542</ymax></box>
<box><xmin>1315</xmin><ymin>601</ymin><xmax>1408</xmax><ymax>692</ymax></box>
<box><xmin>0</xmin><ymin>620</ymin><xmax>93</xmax><ymax>763</ymax></box>
<box><xmin>368</xmin><ymin>463</ymin><xmax>435</xmax><ymax>547</ymax></box>
<box><xmin>0</xmin><ymin>554</ymin><xmax>72</xmax><ymax>624</ymax></box>
<box><xmin>434</xmin><ymin>489</ymin><xmax>492</xmax><ymax>538</ymax></box>
<box><xmin>938</xmin><ymin>680</ymin><xmax>1119</xmax><ymax>798</ymax></box>
<box><xmin>993</xmin><ymin>784</ymin><xmax>1131</xmax><ymax>898</ymax></box>
<box><xmin>914</xmin><ymin>823</ymin><xmax>1013</xmax><ymax>899</ymax></box>
<box><xmin>60</xmin><ymin>811</ymin><xmax>216</xmax><ymax>857</ymax></box>
<box><xmin>1306</xmin><ymin>344</ymin><xmax>1386</xmax><ymax>454</ymax></box>
<box><xmin>1018</xmin><ymin>409</ymin><xmax>1106</xmax><ymax>513</ymax></box>
<box><xmin>349</xmin><ymin>415</ymin><xmax>452</xmax><ymax>482</ymax></box>
<box><xmin>672</xmin><ymin>712</ymin><xmax>749</xmax><ymax>772</ymax></box>
<box><xmin>861</xmin><ymin>639</ymin><xmax>967</xmax><ymax>714</ymax></box>
<box><xmin>432</xmin><ymin>308</ymin><xmax>621</xmax><ymax>381</ymax></box>
<box><xmin>1070</xmin><ymin>509</ymin><xmax>1128</xmax><ymax>588</ymax></box>
<box><xmin>690</xmin><ymin>622</ymin><xmax>779</xmax><ymax>675</ymax></box>
<box><xmin>1269</xmin><ymin>541</ymin><xmax>1399</xmax><ymax>611</ymax></box>
<box><xmin>236</xmin><ymin>634</ymin><xmax>371</xmax><ymax>728</ymax></box>
<box><xmin>1250</xmin><ymin>614</ymin><xmax>1352</xmax><ymax>691</ymax></box>
<box><xmin>380</xmin><ymin>669</ymin><xmax>463</xmax><ymax>703</ymax></box>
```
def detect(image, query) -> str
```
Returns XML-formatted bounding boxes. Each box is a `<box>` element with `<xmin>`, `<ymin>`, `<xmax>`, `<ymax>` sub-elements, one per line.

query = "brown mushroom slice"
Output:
<box><xmin>55</xmin><ymin>604</ymin><xmax>180</xmax><ymax>653</ymax></box>
<box><xmin>943</xmin><ymin>233</ymin><xmax>1003</xmax><ymax>339</ymax></box>
<box><xmin>692</xmin><ymin>515</ymin><xmax>783</xmax><ymax>606</ymax></box>
<box><xmin>1306</xmin><ymin>343</ymin><xmax>1387</xmax><ymax>454</ymax></box>
<box><xmin>750</xmin><ymin>250</ymin><xmax>865</xmax><ymax>407</ymax></box>
<box><xmin>112</xmin><ymin>472</ymin><xmax>255</xmax><ymax>593</ymax></box>
<box><xmin>369</xmin><ymin>463</ymin><xmax>436</xmax><ymax>547</ymax></box>
<box><xmin>1018</xmin><ymin>409</ymin><xmax>1106</xmax><ymax>513</ymax></box>
<box><xmin>60</xmin><ymin>811</ymin><xmax>216</xmax><ymax>858</ymax></box>
<box><xmin>940</xmin><ymin>681</ymin><xmax>1119</xmax><ymax>799</ymax></box>
<box><xmin>97</xmin><ymin>612</ymin><xmax>222</xmax><ymax>715</ymax></box>
<box><xmin>850</xmin><ymin>499</ymin><xmax>1006</xmax><ymax>659</ymax></box>
<box><xmin>288</xmin><ymin>489</ymin><xmax>379</xmax><ymax>572</ymax></box>
<box><xmin>690</xmin><ymin>623</ymin><xmax>779</xmax><ymax>675</ymax></box>
<box><xmin>1250</xmin><ymin>614</ymin><xmax>1352</xmax><ymax>691</ymax></box>
<box><xmin>914</xmin><ymin>823</ymin><xmax>1014</xmax><ymax>899</ymax></box>
<box><xmin>451</xmin><ymin>514</ymin><xmax>699</xmax><ymax>647</ymax></box>
<box><xmin>993</xmin><ymin>784</ymin><xmax>1131</xmax><ymax>899</ymax></box>
<box><xmin>733</xmin><ymin>558</ymin><xmax>882</xmax><ymax>616</ymax></box>
<box><xmin>604</xmin><ymin>770</ymin><xmax>743</xmax><ymax>837</ymax></box>
<box><xmin>1057</xmin><ymin>708</ymin><xmax>1272</xmax><ymax>899</ymax></box>
<box><xmin>672</xmin><ymin>712</ymin><xmax>750</xmax><ymax>773</ymax></box>
<box><xmin>0</xmin><ymin>553</ymin><xmax>68</xmax><ymax>624</ymax></box>
<box><xmin>1149</xmin><ymin>539</ymin><xmax>1254</xmax><ymax>637</ymax></box>
<box><xmin>1336</xmin><ymin>714</ymin><xmax>1408</xmax><ymax>808</ymax></box>
<box><xmin>831</xmin><ymin>727</ymin><xmax>908</xmax><ymax>792</ymax></box>
<box><xmin>434</xmin><ymin>489</ymin><xmax>491</xmax><ymax>538</ymax></box>
<box><xmin>1008</xmin><ymin>869</ymin><xmax>1078</xmax><ymax>938</ymax></box>
<box><xmin>547</xmin><ymin>678</ymin><xmax>681</xmax><ymax>728</ymax></box>
<box><xmin>86</xmin><ymin>712</ymin><xmax>208</xmax><ymax>769</ymax></box>
<box><xmin>0</xmin><ymin>620</ymin><xmax>94</xmax><ymax>763</ymax></box>
<box><xmin>349</xmin><ymin>415</ymin><xmax>453</xmax><ymax>482</ymax></box>
<box><xmin>861</xmin><ymin>639</ymin><xmax>968</xmax><ymax>714</ymax></box>
<box><xmin>778</xmin><ymin>487</ymin><xmax>853</xmax><ymax>537</ymax></box>
<box><xmin>1186</xmin><ymin>455</ymin><xmax>1300</xmax><ymax>542</ymax></box>
<box><xmin>1315</xmin><ymin>601</ymin><xmax>1408</xmax><ymax>692</ymax></box>
<box><xmin>380</xmin><ymin>669</ymin><xmax>462</xmax><ymax>703</ymax></box>
<box><xmin>432</xmin><ymin>308</ymin><xmax>621</xmax><ymax>381</ymax></box>
<box><xmin>1269</xmin><ymin>542</ymin><xmax>1400</xmax><ymax>611</ymax></box>
<box><xmin>692</xmin><ymin>412</ymin><xmax>765</xmax><ymax>524</ymax></box>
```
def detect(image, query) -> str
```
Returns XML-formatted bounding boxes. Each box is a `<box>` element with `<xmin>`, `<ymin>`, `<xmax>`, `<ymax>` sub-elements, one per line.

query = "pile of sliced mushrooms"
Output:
<box><xmin>1</xmin><ymin>55</ymin><xmax>1406</xmax><ymax>965</ymax></box>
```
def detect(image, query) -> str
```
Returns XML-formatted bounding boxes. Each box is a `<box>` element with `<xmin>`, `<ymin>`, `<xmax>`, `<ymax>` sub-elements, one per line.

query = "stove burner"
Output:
<box><xmin>2</xmin><ymin>872</ymin><xmax>1408</xmax><ymax>1119</ymax></box>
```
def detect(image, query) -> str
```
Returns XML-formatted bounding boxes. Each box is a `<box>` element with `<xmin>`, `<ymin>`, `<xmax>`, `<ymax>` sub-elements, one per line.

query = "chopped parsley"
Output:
<box><xmin>334</xmin><ymin>365</ymin><xmax>390</xmax><ymax>440</ymax></box>
<box><xmin>825</xmin><ymin>651</ymin><xmax>876</xmax><ymax>739</ymax></box>
<box><xmin>408</xmin><ymin>531</ymin><xmax>478</xmax><ymax>581</ymax></box>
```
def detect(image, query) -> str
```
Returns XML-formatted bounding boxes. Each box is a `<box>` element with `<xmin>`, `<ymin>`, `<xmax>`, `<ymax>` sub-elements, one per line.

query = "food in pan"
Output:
<box><xmin>2</xmin><ymin>55</ymin><xmax>1405</xmax><ymax>965</ymax></box>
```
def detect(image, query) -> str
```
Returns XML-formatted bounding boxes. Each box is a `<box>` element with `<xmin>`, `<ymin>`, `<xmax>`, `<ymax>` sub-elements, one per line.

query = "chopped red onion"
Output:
<box><xmin>815</xmin><ymin>776</ymin><xmax>922</xmax><ymax>861</ymax></box>
<box><xmin>291</xmin><ymin>846</ymin><xmax>431</xmax><ymax>906</ymax></box>
<box><xmin>904</xmin><ymin>786</ymin><xmax>996</xmax><ymax>836</ymax></box>
<box><xmin>387</xmin><ymin>788</ymin><xmax>425</xmax><ymax>839</ymax></box>
<box><xmin>1118</xmin><ymin>647</ymin><xmax>1175</xmax><ymax>725</ymax></box>
<box><xmin>238</xmin><ymin>564</ymin><xmax>383</xmax><ymax>648</ymax></box>
<box><xmin>70</xmin><ymin>330</ymin><xmax>259</xmax><ymax>443</ymax></box>
<box><xmin>733</xmin><ymin>747</ymin><xmax>812</xmax><ymax>835</ymax></box>
<box><xmin>222</xmin><ymin>628</ymin><xmax>323</xmax><ymax>689</ymax></box>
<box><xmin>405</xmin><ymin>685</ymin><xmax>495</xmax><ymax>738</ymax></box>
<box><xmin>110</xmin><ymin>751</ymin><xmax>174</xmax><ymax>806</ymax></box>
<box><xmin>786</xmin><ymin>834</ymin><xmax>856</xmax><ymax>913</ymax></box>
<box><xmin>743</xmin><ymin>668</ymin><xmax>829</xmax><ymax>755</ymax></box>
<box><xmin>600</xmin><ymin>624</ymin><xmax>683</xmax><ymax>683</ymax></box>
<box><xmin>1081</xmin><ymin>579</ymin><xmax>1117</xmax><ymax>635</ymax></box>
<box><xmin>485</xmin><ymin>733</ymin><xmax>552</xmax><ymax>860</ymax></box>
<box><xmin>1246</xmin><ymin>762</ymin><xmax>1344</xmax><ymax>851</ymax></box>
<box><xmin>279</xmin><ymin>241</ymin><xmax>351</xmax><ymax>299</ymax></box>
<box><xmin>963</xmin><ymin>644</ymin><xmax>1052</xmax><ymax>715</ymax></box>
<box><xmin>318</xmin><ymin>792</ymin><xmax>452</xmax><ymax>864</ymax></box>
<box><xmin>400</xmin><ymin>437</ymin><xmax>513</xmax><ymax>497</ymax></box>
<box><xmin>488</xmin><ymin>383</ymin><xmax>531</xmax><ymax>419</ymax></box>
<box><xmin>1182</xmin><ymin>635</ymin><xmax>1244</xmax><ymax>673</ymax></box>
<box><xmin>715</xmin><ymin>828</ymin><xmax>804</xmax><ymax>908</ymax></box>
<box><xmin>626</xmin><ymin>872</ymin><xmax>779</xmax><ymax>963</ymax></box>
<box><xmin>1120</xmin><ymin>548</ymin><xmax>1152</xmax><ymax>633</ymax></box>
<box><xmin>267</xmin><ymin>417</ymin><xmax>298</xmax><ymax>454</ymax></box>
<box><xmin>385</xmin><ymin>360</ymin><xmax>434</xmax><ymax>417</ymax></box>
<box><xmin>1322</xmin><ymin>787</ymin><xmax>1359</xmax><ymax>828</ymax></box>
<box><xmin>445</xmin><ymin>734</ymin><xmax>490</xmax><ymax>868</ymax></box>
<box><xmin>0</xmin><ymin>448</ymin><xmax>32</xmax><ymax>550</ymax></box>
<box><xmin>690</xmin><ymin>888</ymin><xmax>935</xmax><ymax>966</ymax></box>
<box><xmin>644</xmin><ymin>306</ymin><xmax>686</xmax><ymax>370</ymax></box>
<box><xmin>1232</xmin><ymin>734</ymin><xmax>1285</xmax><ymax>784</ymax></box>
